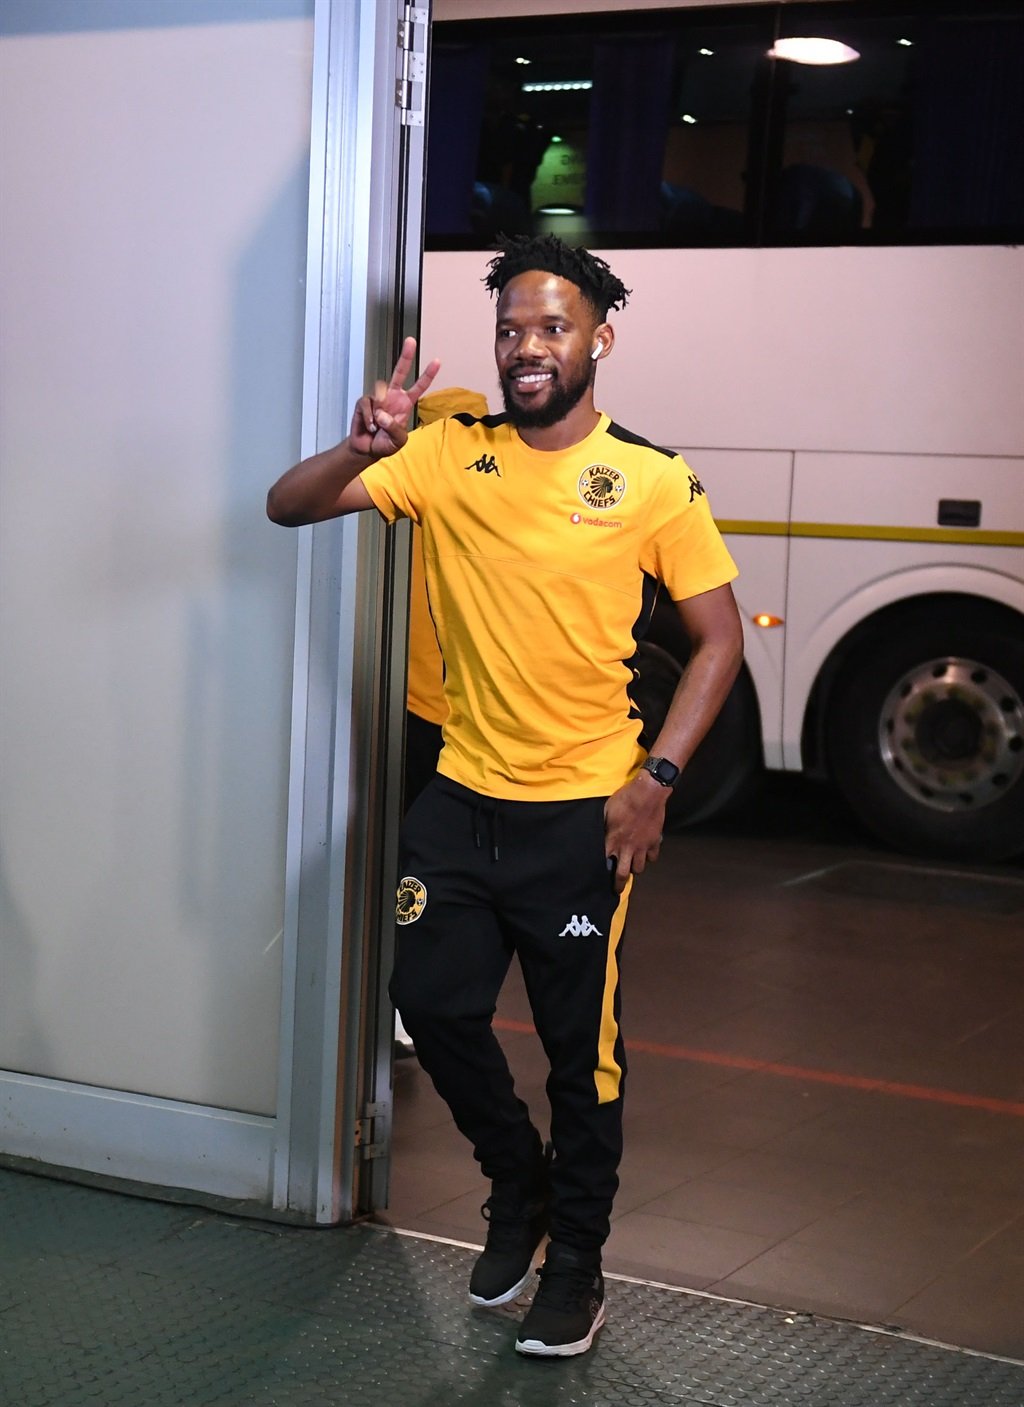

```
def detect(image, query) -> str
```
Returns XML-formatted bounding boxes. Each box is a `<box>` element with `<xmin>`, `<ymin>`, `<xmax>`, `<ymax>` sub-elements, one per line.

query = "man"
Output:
<box><xmin>267</xmin><ymin>234</ymin><xmax>742</xmax><ymax>1358</ymax></box>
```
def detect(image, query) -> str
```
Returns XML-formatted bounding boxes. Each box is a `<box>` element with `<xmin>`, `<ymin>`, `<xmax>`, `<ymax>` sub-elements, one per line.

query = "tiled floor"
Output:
<box><xmin>382</xmin><ymin>776</ymin><xmax>1024</xmax><ymax>1361</ymax></box>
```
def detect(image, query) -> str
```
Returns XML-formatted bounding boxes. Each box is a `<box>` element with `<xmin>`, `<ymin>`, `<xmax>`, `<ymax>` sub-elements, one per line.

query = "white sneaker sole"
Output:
<box><xmin>468</xmin><ymin>1268</ymin><xmax>537</xmax><ymax>1308</ymax></box>
<box><xmin>515</xmin><ymin>1302</ymin><xmax>606</xmax><ymax>1357</ymax></box>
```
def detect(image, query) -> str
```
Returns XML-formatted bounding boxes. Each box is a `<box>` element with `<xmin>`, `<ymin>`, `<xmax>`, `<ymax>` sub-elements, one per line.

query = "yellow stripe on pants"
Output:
<box><xmin>595</xmin><ymin>876</ymin><xmax>632</xmax><ymax>1104</ymax></box>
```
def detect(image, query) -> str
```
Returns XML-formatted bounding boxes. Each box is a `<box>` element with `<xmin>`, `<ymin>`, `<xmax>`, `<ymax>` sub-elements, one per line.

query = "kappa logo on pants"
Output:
<box><xmin>558</xmin><ymin>914</ymin><xmax>603</xmax><ymax>938</ymax></box>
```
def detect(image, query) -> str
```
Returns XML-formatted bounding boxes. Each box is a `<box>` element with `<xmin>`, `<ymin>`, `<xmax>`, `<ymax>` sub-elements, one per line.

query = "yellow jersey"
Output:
<box><xmin>361</xmin><ymin>411</ymin><xmax>737</xmax><ymax>800</ymax></box>
<box><xmin>406</xmin><ymin>388</ymin><xmax>490</xmax><ymax>726</ymax></box>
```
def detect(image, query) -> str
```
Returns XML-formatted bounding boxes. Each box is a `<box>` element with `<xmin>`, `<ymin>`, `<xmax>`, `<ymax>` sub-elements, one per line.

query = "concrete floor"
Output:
<box><xmin>383</xmin><ymin>775</ymin><xmax>1024</xmax><ymax>1360</ymax></box>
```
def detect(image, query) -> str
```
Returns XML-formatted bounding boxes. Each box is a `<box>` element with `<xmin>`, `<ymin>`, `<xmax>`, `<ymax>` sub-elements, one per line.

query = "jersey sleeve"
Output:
<box><xmin>639</xmin><ymin>455</ymin><xmax>739</xmax><ymax>601</ymax></box>
<box><xmin>358</xmin><ymin>419</ymin><xmax>445</xmax><ymax>525</ymax></box>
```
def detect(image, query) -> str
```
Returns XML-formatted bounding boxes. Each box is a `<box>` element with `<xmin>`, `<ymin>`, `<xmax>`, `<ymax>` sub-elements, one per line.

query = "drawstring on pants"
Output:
<box><xmin>472</xmin><ymin>797</ymin><xmax>502</xmax><ymax>862</ymax></box>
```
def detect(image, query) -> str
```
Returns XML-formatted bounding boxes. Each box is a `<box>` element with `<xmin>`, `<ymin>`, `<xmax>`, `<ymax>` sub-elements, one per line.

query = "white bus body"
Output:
<box><xmin>422</xmin><ymin>3</ymin><xmax>1024</xmax><ymax>860</ymax></box>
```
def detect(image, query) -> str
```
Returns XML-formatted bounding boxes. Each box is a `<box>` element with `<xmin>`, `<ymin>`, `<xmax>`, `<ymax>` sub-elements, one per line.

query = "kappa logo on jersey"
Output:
<box><xmin>578</xmin><ymin>463</ymin><xmax>626</xmax><ymax>511</ymax></box>
<box><xmin>464</xmin><ymin>453</ymin><xmax>501</xmax><ymax>476</ymax></box>
<box><xmin>396</xmin><ymin>875</ymin><xmax>428</xmax><ymax>925</ymax></box>
<box><xmin>688</xmin><ymin>472</ymin><xmax>705</xmax><ymax>502</ymax></box>
<box><xmin>558</xmin><ymin>914</ymin><xmax>604</xmax><ymax>937</ymax></box>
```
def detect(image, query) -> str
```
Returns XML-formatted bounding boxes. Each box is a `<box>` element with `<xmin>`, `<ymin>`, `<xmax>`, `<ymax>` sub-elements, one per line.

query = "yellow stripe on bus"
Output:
<box><xmin>715</xmin><ymin>519</ymin><xmax>789</xmax><ymax>536</ymax></box>
<box><xmin>716</xmin><ymin>519</ymin><xmax>1024</xmax><ymax>548</ymax></box>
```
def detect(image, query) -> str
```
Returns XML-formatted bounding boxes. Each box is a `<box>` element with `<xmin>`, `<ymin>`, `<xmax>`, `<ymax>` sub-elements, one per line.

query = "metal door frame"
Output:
<box><xmin>274</xmin><ymin>0</ymin><xmax>430</xmax><ymax>1224</ymax></box>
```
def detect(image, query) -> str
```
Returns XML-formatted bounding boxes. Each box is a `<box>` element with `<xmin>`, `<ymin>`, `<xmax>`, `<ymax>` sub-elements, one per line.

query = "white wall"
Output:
<box><xmin>0</xmin><ymin>6</ymin><xmax>314</xmax><ymax>1115</ymax></box>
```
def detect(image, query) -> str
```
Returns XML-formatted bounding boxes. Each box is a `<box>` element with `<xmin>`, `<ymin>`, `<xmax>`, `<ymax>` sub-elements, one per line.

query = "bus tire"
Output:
<box><xmin>825</xmin><ymin>603</ymin><xmax>1024</xmax><ymax>861</ymax></box>
<box><xmin>639</xmin><ymin>595</ymin><xmax>763</xmax><ymax>828</ymax></box>
<box><xmin>668</xmin><ymin>664</ymin><xmax>762</xmax><ymax>828</ymax></box>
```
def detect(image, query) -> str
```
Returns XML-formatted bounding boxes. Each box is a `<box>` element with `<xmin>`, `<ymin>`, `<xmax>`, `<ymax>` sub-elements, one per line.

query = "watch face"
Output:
<box><xmin>645</xmin><ymin>756</ymin><xmax>679</xmax><ymax>786</ymax></box>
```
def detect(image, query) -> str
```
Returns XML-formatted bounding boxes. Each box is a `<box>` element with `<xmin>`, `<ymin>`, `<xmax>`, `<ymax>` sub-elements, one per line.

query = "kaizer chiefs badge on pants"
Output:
<box><xmin>396</xmin><ymin>875</ymin><xmax>428</xmax><ymax>925</ymax></box>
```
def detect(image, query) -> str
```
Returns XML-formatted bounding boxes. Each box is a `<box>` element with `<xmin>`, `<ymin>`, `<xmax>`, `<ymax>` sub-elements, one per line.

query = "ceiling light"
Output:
<box><xmin>681</xmin><ymin>114</ymin><xmax>698</xmax><ymax>125</ymax></box>
<box><xmin>898</xmin><ymin>38</ymin><xmax>913</xmax><ymax>47</ymax></box>
<box><xmin>515</xmin><ymin>56</ymin><xmax>531</xmax><ymax>65</ymax></box>
<box><xmin>522</xmin><ymin>80</ymin><xmax>593</xmax><ymax>93</ymax></box>
<box><xmin>699</xmin><ymin>48</ymin><xmax>714</xmax><ymax>57</ymax></box>
<box><xmin>767</xmin><ymin>37</ymin><xmax>860</xmax><ymax>65</ymax></box>
<box><xmin>538</xmin><ymin>205</ymin><xmax>577</xmax><ymax>215</ymax></box>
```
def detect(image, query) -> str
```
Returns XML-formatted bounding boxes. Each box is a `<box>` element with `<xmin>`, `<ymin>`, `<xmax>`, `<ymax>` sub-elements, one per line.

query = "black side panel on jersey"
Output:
<box><xmin>631</xmin><ymin>572</ymin><xmax>660</xmax><ymax>644</ymax></box>
<box><xmin>606</xmin><ymin>420</ymin><xmax>675</xmax><ymax>459</ymax></box>
<box><xmin>624</xmin><ymin>572</ymin><xmax>661</xmax><ymax>733</ymax></box>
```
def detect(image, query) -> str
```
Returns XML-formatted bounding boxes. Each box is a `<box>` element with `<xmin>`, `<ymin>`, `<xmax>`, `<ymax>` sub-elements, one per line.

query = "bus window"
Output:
<box><xmin>768</xmin><ymin>4</ymin><xmax>1024</xmax><ymax>244</ymax></box>
<box><xmin>658</xmin><ymin>18</ymin><xmax>771</xmax><ymax>245</ymax></box>
<box><xmin>426</xmin><ymin>1</ymin><xmax>1024</xmax><ymax>251</ymax></box>
<box><xmin>425</xmin><ymin>10</ymin><xmax>774</xmax><ymax>248</ymax></box>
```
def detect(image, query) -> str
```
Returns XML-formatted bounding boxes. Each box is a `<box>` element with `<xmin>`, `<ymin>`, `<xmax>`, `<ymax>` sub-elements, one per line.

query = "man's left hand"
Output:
<box><xmin>604</xmin><ymin>773</ymin><xmax>671</xmax><ymax>894</ymax></box>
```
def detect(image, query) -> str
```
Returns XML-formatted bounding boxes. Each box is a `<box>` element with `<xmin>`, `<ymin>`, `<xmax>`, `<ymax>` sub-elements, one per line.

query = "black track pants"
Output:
<box><xmin>389</xmin><ymin>776</ymin><xmax>632</xmax><ymax>1256</ymax></box>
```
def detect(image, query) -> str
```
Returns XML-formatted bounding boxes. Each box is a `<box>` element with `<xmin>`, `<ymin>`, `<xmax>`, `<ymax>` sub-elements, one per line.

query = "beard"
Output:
<box><xmin>499</xmin><ymin>355</ymin><xmax>595</xmax><ymax>430</ymax></box>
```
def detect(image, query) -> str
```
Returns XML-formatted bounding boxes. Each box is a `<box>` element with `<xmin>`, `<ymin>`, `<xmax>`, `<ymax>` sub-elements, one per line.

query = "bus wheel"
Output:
<box><xmin>826</xmin><ymin>606</ymin><xmax>1024</xmax><ymax>861</ymax></box>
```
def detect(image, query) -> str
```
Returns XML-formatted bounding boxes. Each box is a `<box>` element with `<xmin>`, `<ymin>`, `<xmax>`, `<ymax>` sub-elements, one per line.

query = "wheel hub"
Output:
<box><xmin>878</xmin><ymin>657</ymin><xmax>1024</xmax><ymax>812</ymax></box>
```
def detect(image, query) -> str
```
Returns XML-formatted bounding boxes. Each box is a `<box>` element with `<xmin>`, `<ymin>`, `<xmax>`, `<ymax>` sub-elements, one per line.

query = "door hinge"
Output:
<box><xmin>396</xmin><ymin>5</ymin><xmax>428</xmax><ymax>127</ymax></box>
<box><xmin>355</xmin><ymin>1100</ymin><xmax>391</xmax><ymax>1161</ymax></box>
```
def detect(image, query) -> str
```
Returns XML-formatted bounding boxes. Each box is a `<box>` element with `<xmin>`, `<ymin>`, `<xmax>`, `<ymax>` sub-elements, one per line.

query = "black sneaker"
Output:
<box><xmin>515</xmin><ymin>1246</ymin><xmax>605</xmax><ymax>1357</ymax></box>
<box><xmin>468</xmin><ymin>1171</ymin><xmax>550</xmax><ymax>1307</ymax></box>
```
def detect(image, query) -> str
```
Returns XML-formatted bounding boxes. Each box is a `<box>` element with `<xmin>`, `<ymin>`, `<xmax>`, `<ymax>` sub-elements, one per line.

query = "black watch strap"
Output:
<box><xmin>641</xmin><ymin>755</ymin><xmax>681</xmax><ymax>788</ymax></box>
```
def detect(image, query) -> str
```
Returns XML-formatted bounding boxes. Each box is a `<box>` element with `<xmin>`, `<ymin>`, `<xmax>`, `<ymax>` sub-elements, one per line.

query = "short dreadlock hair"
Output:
<box><xmin>483</xmin><ymin>234</ymin><xmax>631</xmax><ymax>320</ymax></box>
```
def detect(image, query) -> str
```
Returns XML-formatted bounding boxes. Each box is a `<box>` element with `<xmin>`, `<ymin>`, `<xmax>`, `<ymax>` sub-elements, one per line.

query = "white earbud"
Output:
<box><xmin>591</xmin><ymin>345</ymin><xmax>601</xmax><ymax>360</ymax></box>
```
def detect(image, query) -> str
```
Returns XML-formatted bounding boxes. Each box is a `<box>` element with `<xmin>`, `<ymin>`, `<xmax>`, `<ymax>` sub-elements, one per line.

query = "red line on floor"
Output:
<box><xmin>492</xmin><ymin>1017</ymin><xmax>1024</xmax><ymax>1118</ymax></box>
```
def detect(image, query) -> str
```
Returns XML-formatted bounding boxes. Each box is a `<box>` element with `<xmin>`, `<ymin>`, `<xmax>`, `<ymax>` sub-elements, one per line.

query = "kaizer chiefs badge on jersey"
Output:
<box><xmin>578</xmin><ymin>463</ymin><xmax>626</xmax><ymax>511</ymax></box>
<box><xmin>396</xmin><ymin>875</ymin><xmax>427</xmax><ymax>925</ymax></box>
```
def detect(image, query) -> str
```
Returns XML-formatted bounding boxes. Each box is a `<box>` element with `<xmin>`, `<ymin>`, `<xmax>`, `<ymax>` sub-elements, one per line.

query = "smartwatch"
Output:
<box><xmin>641</xmin><ymin>755</ymin><xmax>681</xmax><ymax>788</ymax></box>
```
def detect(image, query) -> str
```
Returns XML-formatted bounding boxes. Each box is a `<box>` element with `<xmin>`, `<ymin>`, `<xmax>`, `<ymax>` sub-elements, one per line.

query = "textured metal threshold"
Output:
<box><xmin>2</xmin><ymin>1168</ymin><xmax>1022</xmax><ymax>1406</ymax></box>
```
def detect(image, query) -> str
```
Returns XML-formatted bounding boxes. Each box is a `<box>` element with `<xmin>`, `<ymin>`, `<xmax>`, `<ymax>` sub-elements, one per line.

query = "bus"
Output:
<box><xmin>420</xmin><ymin>0</ymin><xmax>1024</xmax><ymax>862</ymax></box>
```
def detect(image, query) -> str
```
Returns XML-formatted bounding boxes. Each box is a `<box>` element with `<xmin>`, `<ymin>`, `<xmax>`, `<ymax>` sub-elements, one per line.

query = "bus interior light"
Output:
<box><xmin>767</xmin><ymin>37</ymin><xmax>860</xmax><ymax>65</ymax></box>
<box><xmin>698</xmin><ymin>48</ymin><xmax>714</xmax><ymax>56</ymax></box>
<box><xmin>682</xmin><ymin>113</ymin><xmax>698</xmax><ymax>125</ymax></box>
<box><xmin>898</xmin><ymin>38</ymin><xmax>913</xmax><ymax>47</ymax></box>
<box><xmin>522</xmin><ymin>80</ymin><xmax>593</xmax><ymax>93</ymax></box>
<box><xmin>753</xmin><ymin>613</ymin><xmax>784</xmax><ymax>628</ymax></box>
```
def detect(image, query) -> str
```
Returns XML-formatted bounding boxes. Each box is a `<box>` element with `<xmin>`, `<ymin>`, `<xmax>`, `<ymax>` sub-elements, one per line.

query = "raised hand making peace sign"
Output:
<box><xmin>265</xmin><ymin>335</ymin><xmax>442</xmax><ymax>526</ymax></box>
<box><xmin>350</xmin><ymin>336</ymin><xmax>442</xmax><ymax>461</ymax></box>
